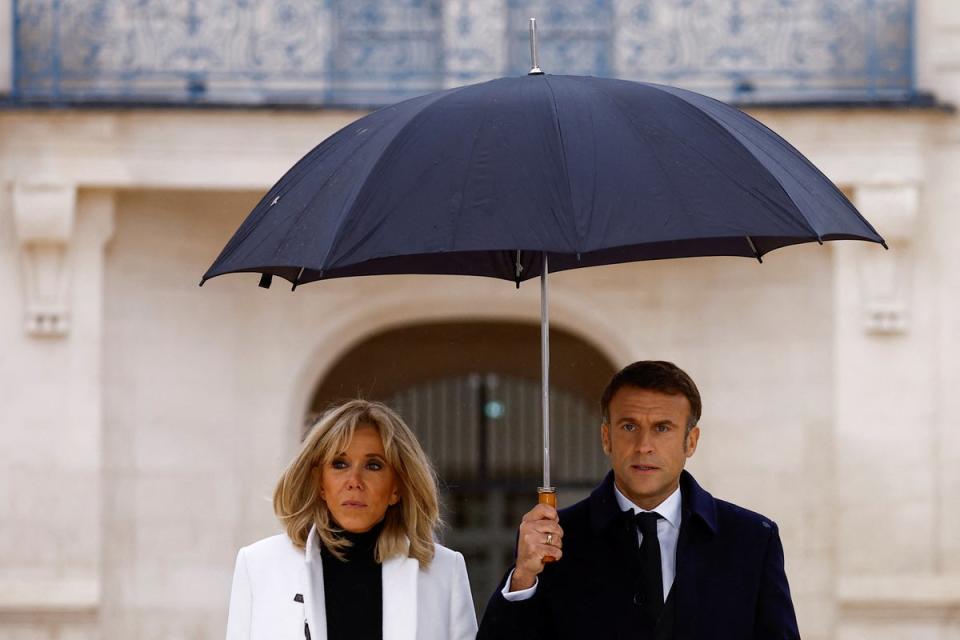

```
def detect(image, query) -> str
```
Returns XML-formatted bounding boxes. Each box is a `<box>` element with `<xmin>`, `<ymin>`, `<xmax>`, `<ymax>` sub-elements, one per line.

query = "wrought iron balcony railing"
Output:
<box><xmin>9</xmin><ymin>0</ymin><xmax>916</xmax><ymax>107</ymax></box>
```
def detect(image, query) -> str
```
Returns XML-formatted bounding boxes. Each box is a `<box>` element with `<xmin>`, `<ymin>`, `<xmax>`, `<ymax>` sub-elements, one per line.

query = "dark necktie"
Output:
<box><xmin>635</xmin><ymin>511</ymin><xmax>664</xmax><ymax>623</ymax></box>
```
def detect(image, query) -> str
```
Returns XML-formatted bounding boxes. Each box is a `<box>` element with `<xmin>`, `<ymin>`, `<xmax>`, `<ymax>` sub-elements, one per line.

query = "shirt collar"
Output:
<box><xmin>613</xmin><ymin>482</ymin><xmax>683</xmax><ymax>530</ymax></box>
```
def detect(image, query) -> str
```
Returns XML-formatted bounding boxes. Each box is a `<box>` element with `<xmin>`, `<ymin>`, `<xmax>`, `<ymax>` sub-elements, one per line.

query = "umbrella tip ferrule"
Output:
<box><xmin>291</xmin><ymin>267</ymin><xmax>305</xmax><ymax>292</ymax></box>
<box><xmin>745</xmin><ymin>235</ymin><xmax>762</xmax><ymax>263</ymax></box>
<box><xmin>528</xmin><ymin>18</ymin><xmax>544</xmax><ymax>75</ymax></box>
<box><xmin>881</xmin><ymin>240</ymin><xmax>889</xmax><ymax>250</ymax></box>
<box><xmin>258</xmin><ymin>273</ymin><xmax>273</xmax><ymax>289</ymax></box>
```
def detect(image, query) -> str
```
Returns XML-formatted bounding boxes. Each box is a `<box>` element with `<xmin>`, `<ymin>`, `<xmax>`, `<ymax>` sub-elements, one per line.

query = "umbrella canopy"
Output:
<box><xmin>202</xmin><ymin>73</ymin><xmax>884</xmax><ymax>288</ymax></box>
<box><xmin>202</xmin><ymin>68</ymin><xmax>886</xmax><ymax>503</ymax></box>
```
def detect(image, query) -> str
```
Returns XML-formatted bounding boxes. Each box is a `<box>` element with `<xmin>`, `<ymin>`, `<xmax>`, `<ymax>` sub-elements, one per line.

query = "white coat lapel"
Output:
<box><xmin>304</xmin><ymin>526</ymin><xmax>327</xmax><ymax>640</ymax></box>
<box><xmin>382</xmin><ymin>554</ymin><xmax>419</xmax><ymax>640</ymax></box>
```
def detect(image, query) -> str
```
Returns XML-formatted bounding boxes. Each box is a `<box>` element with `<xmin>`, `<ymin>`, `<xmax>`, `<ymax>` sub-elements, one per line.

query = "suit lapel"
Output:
<box><xmin>673</xmin><ymin>522</ymin><xmax>701</xmax><ymax>639</ymax></box>
<box><xmin>382</xmin><ymin>554</ymin><xmax>418</xmax><ymax>640</ymax></box>
<box><xmin>674</xmin><ymin>472</ymin><xmax>718</xmax><ymax>639</ymax></box>
<box><xmin>304</xmin><ymin>526</ymin><xmax>327</xmax><ymax>640</ymax></box>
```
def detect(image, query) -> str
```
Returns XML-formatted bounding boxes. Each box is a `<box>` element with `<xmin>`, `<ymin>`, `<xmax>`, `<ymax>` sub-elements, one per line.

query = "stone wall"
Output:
<box><xmin>2</xmin><ymin>1</ymin><xmax>960</xmax><ymax>637</ymax></box>
<box><xmin>96</xmin><ymin>189</ymin><xmax>835</xmax><ymax>638</ymax></box>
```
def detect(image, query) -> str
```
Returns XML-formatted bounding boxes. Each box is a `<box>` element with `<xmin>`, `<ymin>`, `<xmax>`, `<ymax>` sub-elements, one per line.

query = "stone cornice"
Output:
<box><xmin>0</xmin><ymin>107</ymin><xmax>943</xmax><ymax>192</ymax></box>
<box><xmin>0</xmin><ymin>577</ymin><xmax>99</xmax><ymax>613</ymax></box>
<box><xmin>838</xmin><ymin>574</ymin><xmax>960</xmax><ymax>612</ymax></box>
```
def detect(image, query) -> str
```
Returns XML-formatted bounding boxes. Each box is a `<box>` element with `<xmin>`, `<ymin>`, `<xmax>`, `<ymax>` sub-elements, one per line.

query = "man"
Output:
<box><xmin>478</xmin><ymin>361</ymin><xmax>800</xmax><ymax>639</ymax></box>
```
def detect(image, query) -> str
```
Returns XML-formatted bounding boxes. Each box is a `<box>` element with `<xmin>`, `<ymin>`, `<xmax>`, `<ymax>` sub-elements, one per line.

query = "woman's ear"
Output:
<box><xmin>389</xmin><ymin>484</ymin><xmax>400</xmax><ymax>506</ymax></box>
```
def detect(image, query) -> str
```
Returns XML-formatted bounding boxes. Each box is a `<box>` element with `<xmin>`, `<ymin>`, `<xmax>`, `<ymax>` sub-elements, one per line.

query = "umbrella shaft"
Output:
<box><xmin>541</xmin><ymin>252</ymin><xmax>550</xmax><ymax>489</ymax></box>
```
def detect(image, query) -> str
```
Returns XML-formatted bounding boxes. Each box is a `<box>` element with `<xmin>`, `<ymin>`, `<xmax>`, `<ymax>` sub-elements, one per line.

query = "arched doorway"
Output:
<box><xmin>309</xmin><ymin>321</ymin><xmax>617</xmax><ymax>611</ymax></box>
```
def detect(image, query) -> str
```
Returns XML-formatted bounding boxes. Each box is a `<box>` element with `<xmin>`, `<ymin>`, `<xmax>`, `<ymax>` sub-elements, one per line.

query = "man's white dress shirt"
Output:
<box><xmin>502</xmin><ymin>484</ymin><xmax>682</xmax><ymax>602</ymax></box>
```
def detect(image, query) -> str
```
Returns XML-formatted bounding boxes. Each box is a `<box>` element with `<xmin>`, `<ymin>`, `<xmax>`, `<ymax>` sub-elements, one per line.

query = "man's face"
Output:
<box><xmin>601</xmin><ymin>386</ymin><xmax>699</xmax><ymax>511</ymax></box>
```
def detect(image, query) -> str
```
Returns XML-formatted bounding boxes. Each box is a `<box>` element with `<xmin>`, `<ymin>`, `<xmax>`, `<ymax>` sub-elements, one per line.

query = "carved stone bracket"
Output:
<box><xmin>852</xmin><ymin>184</ymin><xmax>918</xmax><ymax>335</ymax></box>
<box><xmin>12</xmin><ymin>183</ymin><xmax>77</xmax><ymax>337</ymax></box>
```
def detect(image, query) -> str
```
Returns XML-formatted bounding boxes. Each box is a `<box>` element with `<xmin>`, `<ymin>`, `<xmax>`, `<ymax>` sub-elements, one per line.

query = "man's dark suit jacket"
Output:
<box><xmin>478</xmin><ymin>470</ymin><xmax>800</xmax><ymax>640</ymax></box>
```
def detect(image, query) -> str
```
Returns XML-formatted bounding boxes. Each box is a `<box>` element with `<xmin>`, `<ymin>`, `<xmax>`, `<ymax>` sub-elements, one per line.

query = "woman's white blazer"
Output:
<box><xmin>225</xmin><ymin>526</ymin><xmax>478</xmax><ymax>640</ymax></box>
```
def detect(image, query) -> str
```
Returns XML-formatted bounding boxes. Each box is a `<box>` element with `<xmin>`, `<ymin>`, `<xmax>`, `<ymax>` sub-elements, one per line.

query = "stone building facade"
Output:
<box><xmin>1</xmin><ymin>1</ymin><xmax>959</xmax><ymax>638</ymax></box>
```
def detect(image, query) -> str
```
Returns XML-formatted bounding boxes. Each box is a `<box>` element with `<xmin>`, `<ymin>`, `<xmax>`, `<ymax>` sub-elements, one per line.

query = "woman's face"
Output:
<box><xmin>318</xmin><ymin>424</ymin><xmax>400</xmax><ymax>533</ymax></box>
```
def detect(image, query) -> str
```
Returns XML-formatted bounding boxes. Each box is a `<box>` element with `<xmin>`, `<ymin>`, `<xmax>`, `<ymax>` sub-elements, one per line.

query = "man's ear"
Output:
<box><xmin>601</xmin><ymin>423</ymin><xmax>611</xmax><ymax>456</ymax></box>
<box><xmin>685</xmin><ymin>425</ymin><xmax>701</xmax><ymax>458</ymax></box>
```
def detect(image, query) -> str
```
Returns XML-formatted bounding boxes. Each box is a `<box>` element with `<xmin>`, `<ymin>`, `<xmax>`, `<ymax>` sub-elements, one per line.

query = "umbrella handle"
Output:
<box><xmin>538</xmin><ymin>486</ymin><xmax>558</xmax><ymax>563</ymax></box>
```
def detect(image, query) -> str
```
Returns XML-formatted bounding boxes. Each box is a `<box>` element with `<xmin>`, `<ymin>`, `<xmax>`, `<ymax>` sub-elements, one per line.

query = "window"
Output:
<box><xmin>309</xmin><ymin>321</ymin><xmax>615</xmax><ymax>610</ymax></box>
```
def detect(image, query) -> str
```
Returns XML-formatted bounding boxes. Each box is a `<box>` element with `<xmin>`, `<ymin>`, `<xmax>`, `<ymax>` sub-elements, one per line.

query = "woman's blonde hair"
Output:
<box><xmin>273</xmin><ymin>399</ymin><xmax>440</xmax><ymax>568</ymax></box>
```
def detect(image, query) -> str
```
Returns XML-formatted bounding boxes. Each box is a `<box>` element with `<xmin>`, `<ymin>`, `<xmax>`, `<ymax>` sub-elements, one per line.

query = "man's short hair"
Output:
<box><xmin>600</xmin><ymin>361</ymin><xmax>702</xmax><ymax>432</ymax></box>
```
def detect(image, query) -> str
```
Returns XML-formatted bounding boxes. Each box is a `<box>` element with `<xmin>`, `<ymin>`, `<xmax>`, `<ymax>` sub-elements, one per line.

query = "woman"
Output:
<box><xmin>226</xmin><ymin>399</ymin><xmax>477</xmax><ymax>640</ymax></box>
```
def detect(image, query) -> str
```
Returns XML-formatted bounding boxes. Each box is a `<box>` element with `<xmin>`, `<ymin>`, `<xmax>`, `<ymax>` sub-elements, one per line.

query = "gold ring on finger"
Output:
<box><xmin>545</xmin><ymin>533</ymin><xmax>553</xmax><ymax>546</ymax></box>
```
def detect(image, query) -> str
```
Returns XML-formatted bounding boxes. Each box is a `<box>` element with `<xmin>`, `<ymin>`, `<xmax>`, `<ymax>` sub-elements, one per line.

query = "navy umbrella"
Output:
<box><xmin>202</xmin><ymin>21</ymin><xmax>884</xmax><ymax>507</ymax></box>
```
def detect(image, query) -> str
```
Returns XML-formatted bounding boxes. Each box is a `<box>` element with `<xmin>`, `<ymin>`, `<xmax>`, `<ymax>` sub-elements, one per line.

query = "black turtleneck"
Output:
<box><xmin>320</xmin><ymin>522</ymin><xmax>384</xmax><ymax>640</ymax></box>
